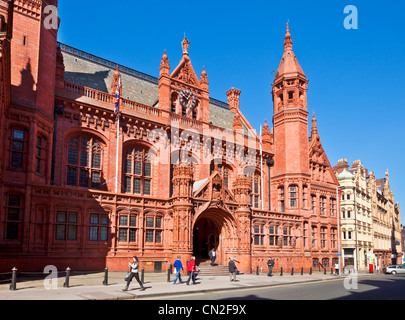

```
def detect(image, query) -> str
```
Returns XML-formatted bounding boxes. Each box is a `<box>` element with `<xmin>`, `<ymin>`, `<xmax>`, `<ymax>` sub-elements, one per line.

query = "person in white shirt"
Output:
<box><xmin>123</xmin><ymin>256</ymin><xmax>145</xmax><ymax>291</ymax></box>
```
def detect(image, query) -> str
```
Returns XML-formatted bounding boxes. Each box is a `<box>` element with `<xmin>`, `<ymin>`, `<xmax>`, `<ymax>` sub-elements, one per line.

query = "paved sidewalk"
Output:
<box><xmin>0</xmin><ymin>270</ymin><xmax>376</xmax><ymax>300</ymax></box>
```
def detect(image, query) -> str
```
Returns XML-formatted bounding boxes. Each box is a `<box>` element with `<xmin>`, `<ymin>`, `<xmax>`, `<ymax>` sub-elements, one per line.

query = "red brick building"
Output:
<box><xmin>0</xmin><ymin>1</ymin><xmax>340</xmax><ymax>273</ymax></box>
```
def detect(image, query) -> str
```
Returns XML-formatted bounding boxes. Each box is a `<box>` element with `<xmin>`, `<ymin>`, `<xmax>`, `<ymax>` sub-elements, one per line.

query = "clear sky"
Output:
<box><xmin>57</xmin><ymin>0</ymin><xmax>405</xmax><ymax>226</ymax></box>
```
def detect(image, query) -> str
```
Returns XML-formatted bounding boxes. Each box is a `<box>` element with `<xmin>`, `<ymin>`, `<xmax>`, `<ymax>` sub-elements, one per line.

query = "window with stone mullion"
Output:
<box><xmin>67</xmin><ymin>136</ymin><xmax>102</xmax><ymax>189</ymax></box>
<box><xmin>123</xmin><ymin>147</ymin><xmax>152</xmax><ymax>195</ymax></box>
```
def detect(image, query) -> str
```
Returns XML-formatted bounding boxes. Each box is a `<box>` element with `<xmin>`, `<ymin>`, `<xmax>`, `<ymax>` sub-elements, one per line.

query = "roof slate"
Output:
<box><xmin>61</xmin><ymin>46</ymin><xmax>250</xmax><ymax>135</ymax></box>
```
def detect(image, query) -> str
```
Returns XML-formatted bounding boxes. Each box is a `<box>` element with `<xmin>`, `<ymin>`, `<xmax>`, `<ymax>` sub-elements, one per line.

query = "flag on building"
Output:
<box><xmin>114</xmin><ymin>77</ymin><xmax>121</xmax><ymax>115</ymax></box>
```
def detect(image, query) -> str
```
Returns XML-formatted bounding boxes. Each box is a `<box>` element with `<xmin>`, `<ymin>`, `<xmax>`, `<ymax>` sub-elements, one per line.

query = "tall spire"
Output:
<box><xmin>275</xmin><ymin>22</ymin><xmax>305</xmax><ymax>79</ymax></box>
<box><xmin>284</xmin><ymin>21</ymin><xmax>293</xmax><ymax>51</ymax></box>
<box><xmin>311</xmin><ymin>112</ymin><xmax>318</xmax><ymax>137</ymax></box>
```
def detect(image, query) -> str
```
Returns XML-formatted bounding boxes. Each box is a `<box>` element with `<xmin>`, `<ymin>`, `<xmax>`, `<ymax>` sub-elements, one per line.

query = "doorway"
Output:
<box><xmin>193</xmin><ymin>217</ymin><xmax>220</xmax><ymax>260</ymax></box>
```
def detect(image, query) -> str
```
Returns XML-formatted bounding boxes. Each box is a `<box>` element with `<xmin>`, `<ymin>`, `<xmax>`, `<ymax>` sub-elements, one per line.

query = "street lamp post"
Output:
<box><xmin>337</xmin><ymin>186</ymin><xmax>342</xmax><ymax>276</ymax></box>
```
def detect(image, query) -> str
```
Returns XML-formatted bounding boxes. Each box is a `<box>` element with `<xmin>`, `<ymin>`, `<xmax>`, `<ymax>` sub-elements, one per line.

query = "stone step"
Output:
<box><xmin>196</xmin><ymin>262</ymin><xmax>230</xmax><ymax>276</ymax></box>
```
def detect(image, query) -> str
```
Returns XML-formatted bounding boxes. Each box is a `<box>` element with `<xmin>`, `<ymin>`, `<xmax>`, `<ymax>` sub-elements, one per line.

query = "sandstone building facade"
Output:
<box><xmin>0</xmin><ymin>1</ymin><xmax>340</xmax><ymax>273</ymax></box>
<box><xmin>334</xmin><ymin>159</ymin><xmax>402</xmax><ymax>270</ymax></box>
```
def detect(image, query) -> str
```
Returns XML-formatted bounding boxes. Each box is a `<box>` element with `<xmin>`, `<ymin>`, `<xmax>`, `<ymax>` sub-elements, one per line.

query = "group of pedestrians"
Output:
<box><xmin>173</xmin><ymin>256</ymin><xmax>199</xmax><ymax>285</ymax></box>
<box><xmin>122</xmin><ymin>255</ymin><xmax>277</xmax><ymax>291</ymax></box>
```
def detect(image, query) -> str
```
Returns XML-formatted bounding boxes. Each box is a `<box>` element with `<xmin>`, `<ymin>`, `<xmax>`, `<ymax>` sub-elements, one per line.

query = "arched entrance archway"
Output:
<box><xmin>193</xmin><ymin>217</ymin><xmax>220</xmax><ymax>259</ymax></box>
<box><xmin>192</xmin><ymin>207</ymin><xmax>238</xmax><ymax>265</ymax></box>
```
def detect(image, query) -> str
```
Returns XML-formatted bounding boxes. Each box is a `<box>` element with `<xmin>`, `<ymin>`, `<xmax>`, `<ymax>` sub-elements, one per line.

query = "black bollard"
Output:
<box><xmin>167</xmin><ymin>268</ymin><xmax>171</xmax><ymax>282</ymax></box>
<box><xmin>256</xmin><ymin>266</ymin><xmax>259</xmax><ymax>275</ymax></box>
<box><xmin>291</xmin><ymin>267</ymin><xmax>294</xmax><ymax>276</ymax></box>
<box><xmin>280</xmin><ymin>267</ymin><xmax>283</xmax><ymax>276</ymax></box>
<box><xmin>310</xmin><ymin>267</ymin><xmax>312</xmax><ymax>275</ymax></box>
<box><xmin>10</xmin><ymin>267</ymin><xmax>17</xmax><ymax>291</ymax></box>
<box><xmin>64</xmin><ymin>267</ymin><xmax>70</xmax><ymax>288</ymax></box>
<box><xmin>301</xmin><ymin>267</ymin><xmax>304</xmax><ymax>276</ymax></box>
<box><xmin>324</xmin><ymin>268</ymin><xmax>327</xmax><ymax>275</ymax></box>
<box><xmin>103</xmin><ymin>267</ymin><xmax>108</xmax><ymax>286</ymax></box>
<box><xmin>141</xmin><ymin>267</ymin><xmax>145</xmax><ymax>284</ymax></box>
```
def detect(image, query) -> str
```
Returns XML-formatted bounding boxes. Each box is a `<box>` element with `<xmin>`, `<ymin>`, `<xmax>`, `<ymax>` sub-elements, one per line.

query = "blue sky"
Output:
<box><xmin>58</xmin><ymin>0</ymin><xmax>405</xmax><ymax>225</ymax></box>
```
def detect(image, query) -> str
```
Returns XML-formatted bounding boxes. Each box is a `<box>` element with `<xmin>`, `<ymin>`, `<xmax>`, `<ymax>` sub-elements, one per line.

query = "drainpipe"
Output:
<box><xmin>51</xmin><ymin>104</ymin><xmax>64</xmax><ymax>185</ymax></box>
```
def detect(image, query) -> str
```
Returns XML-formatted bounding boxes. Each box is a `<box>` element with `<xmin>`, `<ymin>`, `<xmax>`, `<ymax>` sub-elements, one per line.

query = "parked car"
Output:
<box><xmin>385</xmin><ymin>265</ymin><xmax>405</xmax><ymax>275</ymax></box>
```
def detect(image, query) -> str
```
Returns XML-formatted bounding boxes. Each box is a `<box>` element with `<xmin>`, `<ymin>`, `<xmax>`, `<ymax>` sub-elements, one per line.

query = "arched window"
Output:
<box><xmin>269</xmin><ymin>225</ymin><xmax>279</xmax><ymax>246</ymax></box>
<box><xmin>289</xmin><ymin>185</ymin><xmax>298</xmax><ymax>208</ymax></box>
<box><xmin>210</xmin><ymin>160</ymin><xmax>232</xmax><ymax>189</ymax></box>
<box><xmin>320</xmin><ymin>196</ymin><xmax>326</xmax><ymax>215</ymax></box>
<box><xmin>145</xmin><ymin>215</ymin><xmax>163</xmax><ymax>244</ymax></box>
<box><xmin>5</xmin><ymin>194</ymin><xmax>23</xmax><ymax>240</ymax></box>
<box><xmin>35</xmin><ymin>135</ymin><xmax>47</xmax><ymax>175</ymax></box>
<box><xmin>251</xmin><ymin>175</ymin><xmax>260</xmax><ymax>208</ymax></box>
<box><xmin>253</xmin><ymin>223</ymin><xmax>265</xmax><ymax>246</ymax></box>
<box><xmin>278</xmin><ymin>186</ymin><xmax>285</xmax><ymax>212</ymax></box>
<box><xmin>118</xmin><ymin>213</ymin><xmax>138</xmax><ymax>243</ymax></box>
<box><xmin>123</xmin><ymin>146</ymin><xmax>152</xmax><ymax>195</ymax></box>
<box><xmin>302</xmin><ymin>185</ymin><xmax>308</xmax><ymax>208</ymax></box>
<box><xmin>66</xmin><ymin>136</ymin><xmax>104</xmax><ymax>189</ymax></box>
<box><xmin>330</xmin><ymin>198</ymin><xmax>336</xmax><ymax>217</ymax></box>
<box><xmin>10</xmin><ymin>128</ymin><xmax>28</xmax><ymax>169</ymax></box>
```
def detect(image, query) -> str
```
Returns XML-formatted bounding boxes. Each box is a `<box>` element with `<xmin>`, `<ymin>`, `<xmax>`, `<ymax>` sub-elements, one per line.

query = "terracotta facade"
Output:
<box><xmin>0</xmin><ymin>2</ymin><xmax>340</xmax><ymax>273</ymax></box>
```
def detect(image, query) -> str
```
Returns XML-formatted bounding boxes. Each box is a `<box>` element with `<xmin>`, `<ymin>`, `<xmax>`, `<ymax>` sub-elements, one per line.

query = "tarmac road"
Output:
<box><xmin>154</xmin><ymin>273</ymin><xmax>405</xmax><ymax>300</ymax></box>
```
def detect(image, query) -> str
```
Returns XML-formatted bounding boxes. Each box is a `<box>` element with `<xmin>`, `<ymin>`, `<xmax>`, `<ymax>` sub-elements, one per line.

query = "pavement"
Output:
<box><xmin>0</xmin><ymin>270</ymin><xmax>377</xmax><ymax>300</ymax></box>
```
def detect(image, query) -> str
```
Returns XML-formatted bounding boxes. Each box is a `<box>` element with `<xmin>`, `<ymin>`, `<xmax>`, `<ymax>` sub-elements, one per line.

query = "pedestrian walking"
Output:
<box><xmin>186</xmin><ymin>256</ymin><xmax>197</xmax><ymax>285</ymax></box>
<box><xmin>229</xmin><ymin>257</ymin><xmax>238</xmax><ymax>282</ymax></box>
<box><xmin>173</xmin><ymin>256</ymin><xmax>184</xmax><ymax>284</ymax></box>
<box><xmin>123</xmin><ymin>256</ymin><xmax>145</xmax><ymax>291</ymax></box>
<box><xmin>267</xmin><ymin>256</ymin><xmax>275</xmax><ymax>277</ymax></box>
<box><xmin>209</xmin><ymin>248</ymin><xmax>217</xmax><ymax>266</ymax></box>
<box><xmin>335</xmin><ymin>263</ymin><xmax>339</xmax><ymax>275</ymax></box>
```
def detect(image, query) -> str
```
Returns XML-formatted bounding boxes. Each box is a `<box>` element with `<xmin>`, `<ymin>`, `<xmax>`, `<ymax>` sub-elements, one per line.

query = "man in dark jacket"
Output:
<box><xmin>267</xmin><ymin>257</ymin><xmax>275</xmax><ymax>277</ymax></box>
<box><xmin>209</xmin><ymin>248</ymin><xmax>216</xmax><ymax>266</ymax></box>
<box><xmin>229</xmin><ymin>257</ymin><xmax>238</xmax><ymax>282</ymax></box>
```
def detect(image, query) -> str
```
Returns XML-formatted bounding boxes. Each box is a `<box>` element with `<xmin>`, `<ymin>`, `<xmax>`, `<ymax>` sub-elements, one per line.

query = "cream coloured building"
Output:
<box><xmin>368</xmin><ymin>169</ymin><xmax>402</xmax><ymax>268</ymax></box>
<box><xmin>334</xmin><ymin>159</ymin><xmax>373</xmax><ymax>271</ymax></box>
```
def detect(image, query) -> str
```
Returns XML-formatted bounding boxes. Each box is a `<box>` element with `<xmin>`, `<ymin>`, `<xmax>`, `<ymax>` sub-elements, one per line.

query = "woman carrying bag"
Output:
<box><xmin>123</xmin><ymin>256</ymin><xmax>145</xmax><ymax>291</ymax></box>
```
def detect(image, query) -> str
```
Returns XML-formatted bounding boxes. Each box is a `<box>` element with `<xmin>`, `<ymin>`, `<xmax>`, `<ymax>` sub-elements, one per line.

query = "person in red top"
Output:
<box><xmin>186</xmin><ymin>256</ymin><xmax>197</xmax><ymax>285</ymax></box>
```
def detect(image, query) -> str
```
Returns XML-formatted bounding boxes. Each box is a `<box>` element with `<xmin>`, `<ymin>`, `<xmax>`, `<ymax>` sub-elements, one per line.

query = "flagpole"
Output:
<box><xmin>260</xmin><ymin>124</ymin><xmax>264</xmax><ymax>210</ymax></box>
<box><xmin>115</xmin><ymin>78</ymin><xmax>121</xmax><ymax>194</ymax></box>
<box><xmin>115</xmin><ymin>109</ymin><xmax>120</xmax><ymax>193</ymax></box>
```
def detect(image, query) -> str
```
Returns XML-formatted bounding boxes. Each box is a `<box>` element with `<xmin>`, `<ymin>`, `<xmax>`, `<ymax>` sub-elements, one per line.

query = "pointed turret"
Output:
<box><xmin>160</xmin><ymin>49</ymin><xmax>170</xmax><ymax>77</ymax></box>
<box><xmin>272</xmin><ymin>22</ymin><xmax>310</xmax><ymax>178</ymax></box>
<box><xmin>261</xmin><ymin>120</ymin><xmax>272</xmax><ymax>149</ymax></box>
<box><xmin>311</xmin><ymin>112</ymin><xmax>319</xmax><ymax>139</ymax></box>
<box><xmin>200</xmin><ymin>66</ymin><xmax>209</xmax><ymax>91</ymax></box>
<box><xmin>272</xmin><ymin>22</ymin><xmax>308</xmax><ymax>114</ymax></box>
<box><xmin>276</xmin><ymin>22</ymin><xmax>305</xmax><ymax>79</ymax></box>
